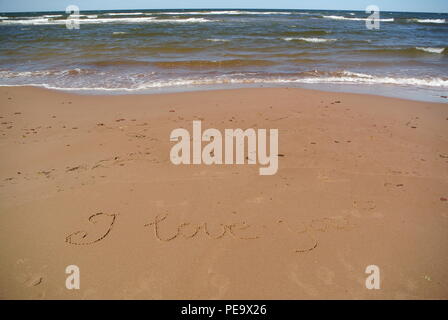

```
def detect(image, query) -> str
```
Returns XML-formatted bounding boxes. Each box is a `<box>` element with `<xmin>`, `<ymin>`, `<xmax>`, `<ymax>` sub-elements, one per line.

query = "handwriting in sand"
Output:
<box><xmin>65</xmin><ymin>212</ymin><xmax>356</xmax><ymax>253</ymax></box>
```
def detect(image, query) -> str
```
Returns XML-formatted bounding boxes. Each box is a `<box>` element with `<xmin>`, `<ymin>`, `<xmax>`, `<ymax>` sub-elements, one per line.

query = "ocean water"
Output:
<box><xmin>0</xmin><ymin>9</ymin><xmax>447</xmax><ymax>101</ymax></box>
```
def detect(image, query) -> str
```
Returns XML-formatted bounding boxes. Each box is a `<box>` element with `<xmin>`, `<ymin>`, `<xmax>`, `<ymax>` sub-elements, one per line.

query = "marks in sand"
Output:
<box><xmin>65</xmin><ymin>212</ymin><xmax>118</xmax><ymax>246</ymax></box>
<box><xmin>65</xmin><ymin>212</ymin><xmax>356</xmax><ymax>254</ymax></box>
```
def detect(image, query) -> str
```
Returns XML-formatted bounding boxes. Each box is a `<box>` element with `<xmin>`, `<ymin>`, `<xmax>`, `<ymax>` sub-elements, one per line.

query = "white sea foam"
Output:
<box><xmin>323</xmin><ymin>15</ymin><xmax>394</xmax><ymax>22</ymax></box>
<box><xmin>300</xmin><ymin>71</ymin><xmax>448</xmax><ymax>87</ymax></box>
<box><xmin>416</xmin><ymin>47</ymin><xmax>445</xmax><ymax>54</ymax></box>
<box><xmin>14</xmin><ymin>16</ymin><xmax>42</xmax><ymax>19</ymax></box>
<box><xmin>414</xmin><ymin>19</ymin><xmax>446</xmax><ymax>24</ymax></box>
<box><xmin>105</xmin><ymin>12</ymin><xmax>145</xmax><ymax>16</ymax></box>
<box><xmin>0</xmin><ymin>70</ymin><xmax>50</xmax><ymax>78</ymax></box>
<box><xmin>206</xmin><ymin>38</ymin><xmax>230</xmax><ymax>42</ymax></box>
<box><xmin>155</xmin><ymin>10</ymin><xmax>292</xmax><ymax>15</ymax></box>
<box><xmin>0</xmin><ymin>16</ymin><xmax>212</xmax><ymax>25</ymax></box>
<box><xmin>3</xmin><ymin>71</ymin><xmax>446</xmax><ymax>94</ymax></box>
<box><xmin>154</xmin><ymin>11</ymin><xmax>235</xmax><ymax>15</ymax></box>
<box><xmin>236</xmin><ymin>11</ymin><xmax>293</xmax><ymax>15</ymax></box>
<box><xmin>0</xmin><ymin>18</ymin><xmax>54</xmax><ymax>25</ymax></box>
<box><xmin>283</xmin><ymin>37</ymin><xmax>337</xmax><ymax>43</ymax></box>
<box><xmin>0</xmin><ymin>68</ymin><xmax>92</xmax><ymax>78</ymax></box>
<box><xmin>152</xmin><ymin>18</ymin><xmax>212</xmax><ymax>23</ymax></box>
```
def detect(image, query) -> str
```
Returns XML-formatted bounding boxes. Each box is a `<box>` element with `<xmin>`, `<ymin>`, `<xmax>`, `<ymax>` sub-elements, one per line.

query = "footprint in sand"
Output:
<box><xmin>405</xmin><ymin>117</ymin><xmax>419</xmax><ymax>129</ymax></box>
<box><xmin>384</xmin><ymin>182</ymin><xmax>406</xmax><ymax>191</ymax></box>
<box><xmin>353</xmin><ymin>200</ymin><xmax>376</xmax><ymax>211</ymax></box>
<box><xmin>352</xmin><ymin>200</ymin><xmax>383</xmax><ymax>219</ymax></box>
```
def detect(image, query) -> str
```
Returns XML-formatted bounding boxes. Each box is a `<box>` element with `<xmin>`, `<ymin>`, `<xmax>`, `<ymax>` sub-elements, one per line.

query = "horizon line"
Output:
<box><xmin>0</xmin><ymin>8</ymin><xmax>447</xmax><ymax>14</ymax></box>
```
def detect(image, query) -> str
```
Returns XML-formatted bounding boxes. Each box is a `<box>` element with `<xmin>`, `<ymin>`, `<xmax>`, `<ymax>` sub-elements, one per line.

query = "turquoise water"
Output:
<box><xmin>0</xmin><ymin>9</ymin><xmax>447</xmax><ymax>101</ymax></box>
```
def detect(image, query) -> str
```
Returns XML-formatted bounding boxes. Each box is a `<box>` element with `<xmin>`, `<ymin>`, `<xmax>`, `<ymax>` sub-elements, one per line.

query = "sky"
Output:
<box><xmin>0</xmin><ymin>0</ymin><xmax>447</xmax><ymax>13</ymax></box>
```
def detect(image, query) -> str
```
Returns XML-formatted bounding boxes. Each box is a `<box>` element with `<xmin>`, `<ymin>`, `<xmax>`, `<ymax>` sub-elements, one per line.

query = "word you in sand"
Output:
<box><xmin>170</xmin><ymin>121</ymin><xmax>279</xmax><ymax>175</ymax></box>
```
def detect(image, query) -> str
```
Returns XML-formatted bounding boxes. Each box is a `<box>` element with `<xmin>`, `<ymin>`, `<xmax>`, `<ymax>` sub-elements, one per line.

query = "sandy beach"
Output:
<box><xmin>0</xmin><ymin>86</ymin><xmax>447</xmax><ymax>299</ymax></box>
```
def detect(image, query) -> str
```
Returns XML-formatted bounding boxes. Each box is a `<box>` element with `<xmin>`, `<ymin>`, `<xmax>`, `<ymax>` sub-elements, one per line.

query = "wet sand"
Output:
<box><xmin>0</xmin><ymin>86</ymin><xmax>447</xmax><ymax>299</ymax></box>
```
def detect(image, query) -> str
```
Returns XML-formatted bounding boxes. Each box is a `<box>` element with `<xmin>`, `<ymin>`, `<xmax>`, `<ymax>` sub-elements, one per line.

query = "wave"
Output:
<box><xmin>296</xmin><ymin>30</ymin><xmax>330</xmax><ymax>36</ymax></box>
<box><xmin>410</xmin><ymin>18</ymin><xmax>446</xmax><ymax>24</ymax></box>
<box><xmin>0</xmin><ymin>68</ymin><xmax>95</xmax><ymax>78</ymax></box>
<box><xmin>0</xmin><ymin>17</ymin><xmax>212</xmax><ymax>25</ymax></box>
<box><xmin>84</xmin><ymin>60</ymin><xmax>153</xmax><ymax>67</ymax></box>
<box><xmin>323</xmin><ymin>15</ymin><xmax>394</xmax><ymax>22</ymax></box>
<box><xmin>0</xmin><ymin>18</ymin><xmax>56</xmax><ymax>25</ymax></box>
<box><xmin>226</xmin><ymin>11</ymin><xmax>293</xmax><ymax>15</ymax></box>
<box><xmin>154</xmin><ymin>11</ymin><xmax>238</xmax><ymax>15</ymax></box>
<box><xmin>275</xmin><ymin>30</ymin><xmax>330</xmax><ymax>37</ymax></box>
<box><xmin>206</xmin><ymin>38</ymin><xmax>230</xmax><ymax>42</ymax></box>
<box><xmin>0</xmin><ymin>70</ymin><xmax>54</xmax><ymax>78</ymax></box>
<box><xmin>283</xmin><ymin>37</ymin><xmax>337</xmax><ymax>43</ymax></box>
<box><xmin>110</xmin><ymin>17</ymin><xmax>214</xmax><ymax>24</ymax></box>
<box><xmin>4</xmin><ymin>74</ymin><xmax>447</xmax><ymax>92</ymax></box>
<box><xmin>297</xmin><ymin>71</ymin><xmax>448</xmax><ymax>87</ymax></box>
<box><xmin>354</xmin><ymin>47</ymin><xmax>447</xmax><ymax>56</ymax></box>
<box><xmin>105</xmin><ymin>12</ymin><xmax>145</xmax><ymax>16</ymax></box>
<box><xmin>2</xmin><ymin>70</ymin><xmax>446</xmax><ymax>93</ymax></box>
<box><xmin>132</xmin><ymin>46</ymin><xmax>205</xmax><ymax>53</ymax></box>
<box><xmin>51</xmin><ymin>59</ymin><xmax>276</xmax><ymax>68</ymax></box>
<box><xmin>152</xmin><ymin>59</ymin><xmax>277</xmax><ymax>68</ymax></box>
<box><xmin>415</xmin><ymin>47</ymin><xmax>445</xmax><ymax>54</ymax></box>
<box><xmin>154</xmin><ymin>10</ymin><xmax>293</xmax><ymax>15</ymax></box>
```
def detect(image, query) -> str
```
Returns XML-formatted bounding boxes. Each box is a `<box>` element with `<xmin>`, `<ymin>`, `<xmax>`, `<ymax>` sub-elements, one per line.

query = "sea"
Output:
<box><xmin>0</xmin><ymin>9</ymin><xmax>447</xmax><ymax>102</ymax></box>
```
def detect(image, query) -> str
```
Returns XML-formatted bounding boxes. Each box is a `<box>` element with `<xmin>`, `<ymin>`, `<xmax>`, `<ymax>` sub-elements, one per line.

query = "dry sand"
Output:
<box><xmin>0</xmin><ymin>86</ymin><xmax>447</xmax><ymax>299</ymax></box>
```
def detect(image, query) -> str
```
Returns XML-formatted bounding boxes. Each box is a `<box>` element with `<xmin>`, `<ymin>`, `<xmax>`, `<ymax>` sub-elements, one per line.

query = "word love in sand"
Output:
<box><xmin>170</xmin><ymin>121</ymin><xmax>279</xmax><ymax>175</ymax></box>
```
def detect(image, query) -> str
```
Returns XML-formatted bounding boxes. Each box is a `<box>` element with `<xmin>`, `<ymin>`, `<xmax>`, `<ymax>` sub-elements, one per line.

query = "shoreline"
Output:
<box><xmin>1</xmin><ymin>83</ymin><xmax>447</xmax><ymax>104</ymax></box>
<box><xmin>1</xmin><ymin>86</ymin><xmax>447</xmax><ymax>299</ymax></box>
